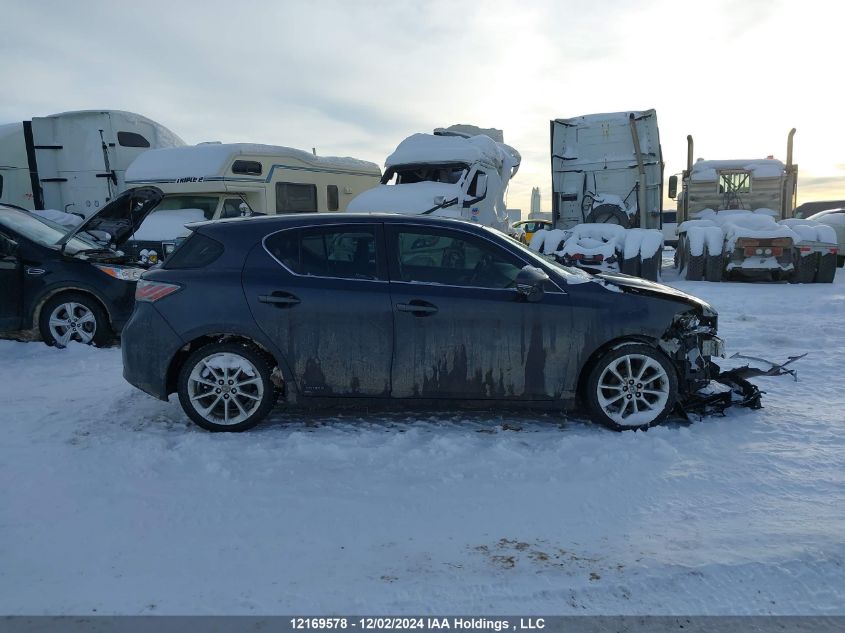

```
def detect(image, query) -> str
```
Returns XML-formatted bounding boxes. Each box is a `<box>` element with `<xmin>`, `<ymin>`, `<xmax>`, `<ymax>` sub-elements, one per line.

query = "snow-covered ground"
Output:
<box><xmin>1</xmin><ymin>264</ymin><xmax>843</xmax><ymax>615</ymax></box>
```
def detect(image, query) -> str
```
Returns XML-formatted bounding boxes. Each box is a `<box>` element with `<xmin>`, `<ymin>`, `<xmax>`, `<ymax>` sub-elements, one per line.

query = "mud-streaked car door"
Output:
<box><xmin>385</xmin><ymin>223</ymin><xmax>572</xmax><ymax>401</ymax></box>
<box><xmin>243</xmin><ymin>222</ymin><xmax>393</xmax><ymax>397</ymax></box>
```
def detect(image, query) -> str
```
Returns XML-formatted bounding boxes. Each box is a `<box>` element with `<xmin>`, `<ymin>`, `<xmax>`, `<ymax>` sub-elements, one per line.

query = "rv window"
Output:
<box><xmin>327</xmin><ymin>185</ymin><xmax>339</xmax><ymax>211</ymax></box>
<box><xmin>276</xmin><ymin>183</ymin><xmax>317</xmax><ymax>213</ymax></box>
<box><xmin>232</xmin><ymin>160</ymin><xmax>262</xmax><ymax>176</ymax></box>
<box><xmin>117</xmin><ymin>131</ymin><xmax>151</xmax><ymax>148</ymax></box>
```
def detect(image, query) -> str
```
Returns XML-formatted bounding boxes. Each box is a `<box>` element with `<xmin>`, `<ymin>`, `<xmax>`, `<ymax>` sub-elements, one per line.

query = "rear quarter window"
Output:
<box><xmin>164</xmin><ymin>232</ymin><xmax>224</xmax><ymax>269</ymax></box>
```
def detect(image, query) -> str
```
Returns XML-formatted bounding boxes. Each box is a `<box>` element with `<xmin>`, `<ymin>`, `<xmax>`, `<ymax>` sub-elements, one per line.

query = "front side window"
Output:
<box><xmin>276</xmin><ymin>182</ymin><xmax>317</xmax><ymax>213</ymax></box>
<box><xmin>265</xmin><ymin>225</ymin><xmax>381</xmax><ymax>280</ymax></box>
<box><xmin>391</xmin><ymin>227</ymin><xmax>522</xmax><ymax>288</ymax></box>
<box><xmin>221</xmin><ymin>198</ymin><xmax>248</xmax><ymax>219</ymax></box>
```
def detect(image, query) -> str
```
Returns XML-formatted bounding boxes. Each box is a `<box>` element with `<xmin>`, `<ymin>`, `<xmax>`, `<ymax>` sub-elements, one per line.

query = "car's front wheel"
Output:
<box><xmin>585</xmin><ymin>343</ymin><xmax>678</xmax><ymax>431</ymax></box>
<box><xmin>177</xmin><ymin>342</ymin><xmax>277</xmax><ymax>432</ymax></box>
<box><xmin>39</xmin><ymin>292</ymin><xmax>113</xmax><ymax>348</ymax></box>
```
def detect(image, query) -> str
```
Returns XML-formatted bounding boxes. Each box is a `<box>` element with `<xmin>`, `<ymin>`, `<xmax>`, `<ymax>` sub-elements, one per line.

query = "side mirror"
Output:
<box><xmin>0</xmin><ymin>235</ymin><xmax>18</xmax><ymax>257</ymax></box>
<box><xmin>668</xmin><ymin>175</ymin><xmax>678</xmax><ymax>199</ymax></box>
<box><xmin>474</xmin><ymin>173</ymin><xmax>488</xmax><ymax>197</ymax></box>
<box><xmin>515</xmin><ymin>265</ymin><xmax>549</xmax><ymax>302</ymax></box>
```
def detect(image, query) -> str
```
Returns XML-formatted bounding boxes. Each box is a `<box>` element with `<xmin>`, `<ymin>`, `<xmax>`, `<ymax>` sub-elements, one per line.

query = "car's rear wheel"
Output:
<box><xmin>39</xmin><ymin>292</ymin><xmax>113</xmax><ymax>348</ymax></box>
<box><xmin>585</xmin><ymin>343</ymin><xmax>678</xmax><ymax>431</ymax></box>
<box><xmin>177</xmin><ymin>342</ymin><xmax>277</xmax><ymax>432</ymax></box>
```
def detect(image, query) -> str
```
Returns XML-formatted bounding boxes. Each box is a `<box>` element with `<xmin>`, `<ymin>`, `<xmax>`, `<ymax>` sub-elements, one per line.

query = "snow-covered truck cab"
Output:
<box><xmin>670</xmin><ymin>130</ymin><xmax>838</xmax><ymax>283</ymax></box>
<box><xmin>346</xmin><ymin>125</ymin><xmax>521</xmax><ymax>234</ymax></box>
<box><xmin>536</xmin><ymin>110</ymin><xmax>665</xmax><ymax>281</ymax></box>
<box><xmin>0</xmin><ymin>110</ymin><xmax>183</xmax><ymax>214</ymax></box>
<box><xmin>121</xmin><ymin>143</ymin><xmax>382</xmax><ymax>262</ymax></box>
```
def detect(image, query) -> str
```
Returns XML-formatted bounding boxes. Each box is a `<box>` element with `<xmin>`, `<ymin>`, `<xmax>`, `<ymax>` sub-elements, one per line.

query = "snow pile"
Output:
<box><xmin>31</xmin><ymin>209</ymin><xmax>83</xmax><ymax>228</ymax></box>
<box><xmin>779</xmin><ymin>218</ymin><xmax>837</xmax><ymax>244</ymax></box>
<box><xmin>690</xmin><ymin>159</ymin><xmax>785</xmax><ymax>181</ymax></box>
<box><xmin>132</xmin><ymin>208</ymin><xmax>207</xmax><ymax>241</ymax></box>
<box><xmin>622</xmin><ymin>228</ymin><xmax>663</xmax><ymax>260</ymax></box>
<box><xmin>530</xmin><ymin>225</ymin><xmax>662</xmax><ymax>262</ymax></box>
<box><xmin>386</xmin><ymin>133</ymin><xmax>519</xmax><ymax>179</ymax></box>
<box><xmin>346</xmin><ymin>182</ymin><xmax>463</xmax><ymax>215</ymax></box>
<box><xmin>529</xmin><ymin>228</ymin><xmax>569</xmax><ymax>253</ymax></box>
<box><xmin>126</xmin><ymin>143</ymin><xmax>380</xmax><ymax>182</ymax></box>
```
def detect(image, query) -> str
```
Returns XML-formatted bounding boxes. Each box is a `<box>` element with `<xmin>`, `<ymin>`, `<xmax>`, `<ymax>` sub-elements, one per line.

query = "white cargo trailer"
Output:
<box><xmin>0</xmin><ymin>110</ymin><xmax>183</xmax><ymax>215</ymax></box>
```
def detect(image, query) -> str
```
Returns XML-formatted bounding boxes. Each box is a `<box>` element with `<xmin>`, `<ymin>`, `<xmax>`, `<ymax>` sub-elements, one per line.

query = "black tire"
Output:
<box><xmin>837</xmin><ymin>255</ymin><xmax>844</xmax><ymax>268</ymax></box>
<box><xmin>791</xmin><ymin>253</ymin><xmax>818</xmax><ymax>284</ymax></box>
<box><xmin>674</xmin><ymin>236</ymin><xmax>686</xmax><ymax>270</ymax></box>
<box><xmin>177</xmin><ymin>342</ymin><xmax>278</xmax><ymax>432</ymax></box>
<box><xmin>586</xmin><ymin>204</ymin><xmax>632</xmax><ymax>228</ymax></box>
<box><xmin>686</xmin><ymin>251</ymin><xmax>705</xmax><ymax>281</ymax></box>
<box><xmin>585</xmin><ymin>343</ymin><xmax>678</xmax><ymax>432</ymax></box>
<box><xmin>639</xmin><ymin>252</ymin><xmax>660</xmax><ymax>281</ymax></box>
<box><xmin>38</xmin><ymin>292</ymin><xmax>113</xmax><ymax>348</ymax></box>
<box><xmin>704</xmin><ymin>250</ymin><xmax>723</xmax><ymax>282</ymax></box>
<box><xmin>620</xmin><ymin>255</ymin><xmax>641</xmax><ymax>277</ymax></box>
<box><xmin>815</xmin><ymin>253</ymin><xmax>837</xmax><ymax>283</ymax></box>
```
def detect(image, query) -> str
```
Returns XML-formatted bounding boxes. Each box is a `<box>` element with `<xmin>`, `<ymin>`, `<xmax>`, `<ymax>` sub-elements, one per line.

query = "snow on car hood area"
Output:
<box><xmin>1</xmin><ymin>272</ymin><xmax>844</xmax><ymax>614</ymax></box>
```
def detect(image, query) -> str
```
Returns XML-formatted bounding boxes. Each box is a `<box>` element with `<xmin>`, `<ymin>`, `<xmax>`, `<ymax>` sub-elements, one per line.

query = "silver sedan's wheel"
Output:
<box><xmin>48</xmin><ymin>302</ymin><xmax>97</xmax><ymax>346</ymax></box>
<box><xmin>585</xmin><ymin>343</ymin><xmax>678</xmax><ymax>431</ymax></box>
<box><xmin>187</xmin><ymin>352</ymin><xmax>265</xmax><ymax>426</ymax></box>
<box><xmin>177</xmin><ymin>343</ymin><xmax>277</xmax><ymax>432</ymax></box>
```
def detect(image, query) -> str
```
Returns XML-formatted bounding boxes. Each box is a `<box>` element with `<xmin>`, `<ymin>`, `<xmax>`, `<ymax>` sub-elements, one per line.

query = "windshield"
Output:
<box><xmin>480</xmin><ymin>225</ymin><xmax>592</xmax><ymax>282</ymax></box>
<box><xmin>0</xmin><ymin>208</ymin><xmax>105</xmax><ymax>255</ymax></box>
<box><xmin>383</xmin><ymin>163</ymin><xmax>469</xmax><ymax>186</ymax></box>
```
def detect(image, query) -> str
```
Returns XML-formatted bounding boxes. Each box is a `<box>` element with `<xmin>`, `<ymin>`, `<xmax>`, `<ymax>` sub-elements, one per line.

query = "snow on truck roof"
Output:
<box><xmin>553</xmin><ymin>109</ymin><xmax>656</xmax><ymax>126</ymax></box>
<box><xmin>690</xmin><ymin>159</ymin><xmax>785</xmax><ymax>181</ymax></box>
<box><xmin>125</xmin><ymin>143</ymin><xmax>381</xmax><ymax>182</ymax></box>
<box><xmin>385</xmin><ymin>133</ymin><xmax>520</xmax><ymax>173</ymax></box>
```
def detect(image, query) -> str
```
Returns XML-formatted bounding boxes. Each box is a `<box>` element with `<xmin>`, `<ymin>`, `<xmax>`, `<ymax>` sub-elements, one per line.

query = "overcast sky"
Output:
<box><xmin>2</xmin><ymin>0</ymin><xmax>843</xmax><ymax>212</ymax></box>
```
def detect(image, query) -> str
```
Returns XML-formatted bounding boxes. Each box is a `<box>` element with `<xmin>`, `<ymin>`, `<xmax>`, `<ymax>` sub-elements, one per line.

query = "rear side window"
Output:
<box><xmin>265</xmin><ymin>226</ymin><xmax>381</xmax><ymax>280</ymax></box>
<box><xmin>164</xmin><ymin>233</ymin><xmax>224</xmax><ymax>269</ymax></box>
<box><xmin>276</xmin><ymin>182</ymin><xmax>317</xmax><ymax>213</ymax></box>
<box><xmin>117</xmin><ymin>131</ymin><xmax>150</xmax><ymax>148</ymax></box>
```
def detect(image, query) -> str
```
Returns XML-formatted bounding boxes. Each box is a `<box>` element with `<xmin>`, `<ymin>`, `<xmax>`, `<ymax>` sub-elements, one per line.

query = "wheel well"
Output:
<box><xmin>165</xmin><ymin>334</ymin><xmax>284</xmax><ymax>397</ymax></box>
<box><xmin>575</xmin><ymin>335</ymin><xmax>658</xmax><ymax>404</ymax></box>
<box><xmin>33</xmin><ymin>287</ymin><xmax>111</xmax><ymax>330</ymax></box>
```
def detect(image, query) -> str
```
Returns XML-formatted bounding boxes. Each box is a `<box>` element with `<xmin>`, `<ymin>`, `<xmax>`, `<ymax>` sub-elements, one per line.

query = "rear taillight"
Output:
<box><xmin>135</xmin><ymin>279</ymin><xmax>181</xmax><ymax>302</ymax></box>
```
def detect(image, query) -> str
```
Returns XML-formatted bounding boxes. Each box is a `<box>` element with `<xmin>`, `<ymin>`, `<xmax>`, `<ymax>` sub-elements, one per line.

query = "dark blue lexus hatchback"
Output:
<box><xmin>122</xmin><ymin>213</ymin><xmax>723</xmax><ymax>432</ymax></box>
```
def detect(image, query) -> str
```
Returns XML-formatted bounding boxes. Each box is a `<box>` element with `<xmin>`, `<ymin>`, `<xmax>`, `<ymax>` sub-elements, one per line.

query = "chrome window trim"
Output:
<box><xmin>260</xmin><ymin>220</ymin><xmax>567</xmax><ymax>293</ymax></box>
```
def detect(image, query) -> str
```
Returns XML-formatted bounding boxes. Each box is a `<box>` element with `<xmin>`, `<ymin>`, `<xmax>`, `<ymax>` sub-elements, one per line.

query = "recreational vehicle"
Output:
<box><xmin>122</xmin><ymin>143</ymin><xmax>382</xmax><ymax>262</ymax></box>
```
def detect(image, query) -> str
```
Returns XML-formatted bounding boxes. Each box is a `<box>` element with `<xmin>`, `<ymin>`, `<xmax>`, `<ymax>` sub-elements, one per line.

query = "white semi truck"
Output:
<box><xmin>531</xmin><ymin>110</ymin><xmax>665</xmax><ymax>281</ymax></box>
<box><xmin>669</xmin><ymin>131</ymin><xmax>838</xmax><ymax>283</ymax></box>
<box><xmin>0</xmin><ymin>110</ymin><xmax>183</xmax><ymax>215</ymax></box>
<box><xmin>346</xmin><ymin>124</ymin><xmax>521</xmax><ymax>234</ymax></box>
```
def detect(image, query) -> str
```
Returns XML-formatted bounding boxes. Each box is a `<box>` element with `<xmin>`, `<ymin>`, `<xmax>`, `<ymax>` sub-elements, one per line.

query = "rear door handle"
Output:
<box><xmin>258</xmin><ymin>292</ymin><xmax>301</xmax><ymax>307</ymax></box>
<box><xmin>396</xmin><ymin>301</ymin><xmax>438</xmax><ymax>316</ymax></box>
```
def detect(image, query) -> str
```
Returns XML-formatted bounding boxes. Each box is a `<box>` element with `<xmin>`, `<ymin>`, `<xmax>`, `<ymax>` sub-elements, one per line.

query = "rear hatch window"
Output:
<box><xmin>164</xmin><ymin>232</ymin><xmax>223</xmax><ymax>269</ymax></box>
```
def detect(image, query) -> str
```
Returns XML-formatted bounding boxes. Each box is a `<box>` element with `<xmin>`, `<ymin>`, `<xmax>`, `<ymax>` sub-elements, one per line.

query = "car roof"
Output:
<box><xmin>191</xmin><ymin>212</ymin><xmax>495</xmax><ymax>239</ymax></box>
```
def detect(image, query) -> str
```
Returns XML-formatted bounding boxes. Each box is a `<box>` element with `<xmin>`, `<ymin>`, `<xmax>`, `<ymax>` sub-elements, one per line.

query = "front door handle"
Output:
<box><xmin>258</xmin><ymin>292</ymin><xmax>301</xmax><ymax>307</ymax></box>
<box><xmin>396</xmin><ymin>300</ymin><xmax>438</xmax><ymax>316</ymax></box>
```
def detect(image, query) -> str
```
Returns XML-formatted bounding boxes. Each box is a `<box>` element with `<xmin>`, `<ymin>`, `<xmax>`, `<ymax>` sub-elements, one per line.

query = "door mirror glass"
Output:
<box><xmin>515</xmin><ymin>265</ymin><xmax>549</xmax><ymax>302</ymax></box>
<box><xmin>668</xmin><ymin>175</ymin><xmax>678</xmax><ymax>199</ymax></box>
